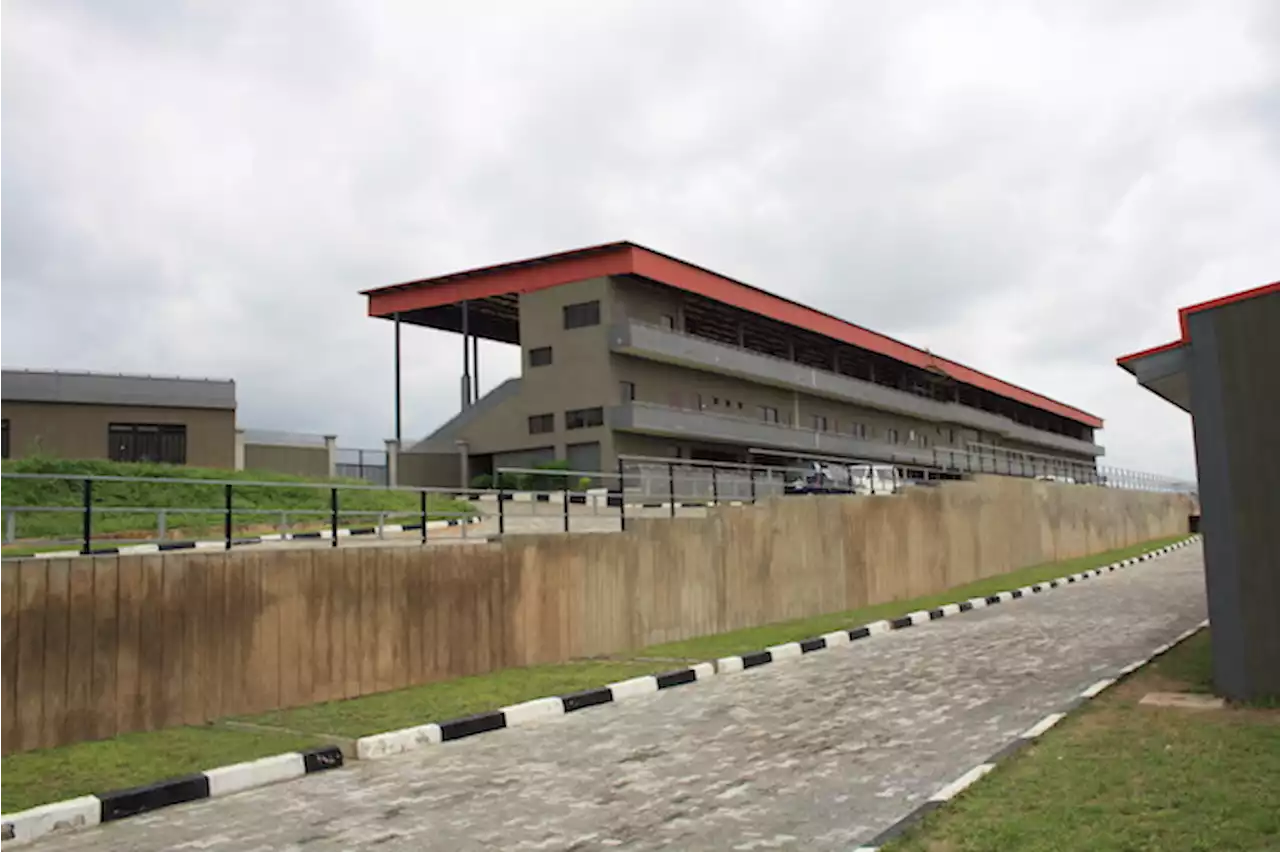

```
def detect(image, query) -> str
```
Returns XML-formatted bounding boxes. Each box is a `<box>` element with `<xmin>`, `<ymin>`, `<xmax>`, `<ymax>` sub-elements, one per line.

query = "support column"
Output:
<box><xmin>456</xmin><ymin>439</ymin><xmax>470</xmax><ymax>489</ymax></box>
<box><xmin>233</xmin><ymin>428</ymin><xmax>246</xmax><ymax>471</ymax></box>
<box><xmin>461</xmin><ymin>300</ymin><xmax>472</xmax><ymax>409</ymax></box>
<box><xmin>323</xmin><ymin>434</ymin><xmax>337</xmax><ymax>479</ymax></box>
<box><xmin>393</xmin><ymin>312</ymin><xmax>403</xmax><ymax>445</ymax></box>
<box><xmin>384</xmin><ymin>438</ymin><xmax>400</xmax><ymax>488</ymax></box>
<box><xmin>472</xmin><ymin>333</ymin><xmax>480</xmax><ymax>402</ymax></box>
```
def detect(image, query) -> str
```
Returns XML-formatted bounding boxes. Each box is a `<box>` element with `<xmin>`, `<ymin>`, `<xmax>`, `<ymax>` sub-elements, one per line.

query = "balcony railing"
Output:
<box><xmin>610</xmin><ymin>320</ymin><xmax>1103</xmax><ymax>458</ymax></box>
<box><xmin>608</xmin><ymin>402</ymin><xmax>1101</xmax><ymax>481</ymax></box>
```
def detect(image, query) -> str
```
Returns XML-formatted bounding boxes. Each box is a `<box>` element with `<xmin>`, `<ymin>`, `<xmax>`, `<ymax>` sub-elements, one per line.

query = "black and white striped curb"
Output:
<box><xmin>851</xmin><ymin>616</ymin><xmax>1211</xmax><ymax>851</ymax></box>
<box><xmin>0</xmin><ymin>745</ymin><xmax>343</xmax><ymax>847</ymax></box>
<box><xmin>713</xmin><ymin>536</ymin><xmax>1200</xmax><ymax>675</ymax></box>
<box><xmin>354</xmin><ymin>662</ymin><xmax>716</xmax><ymax>759</ymax></box>
<box><xmin>31</xmin><ymin>516</ymin><xmax>482</xmax><ymax>559</ymax></box>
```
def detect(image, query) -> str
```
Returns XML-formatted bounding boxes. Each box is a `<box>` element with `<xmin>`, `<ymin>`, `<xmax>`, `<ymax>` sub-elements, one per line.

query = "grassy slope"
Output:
<box><xmin>1</xmin><ymin>456</ymin><xmax>472</xmax><ymax>547</ymax></box>
<box><xmin>887</xmin><ymin>631</ymin><xmax>1280</xmax><ymax>851</ymax></box>
<box><xmin>633</xmin><ymin>535</ymin><xmax>1189</xmax><ymax>661</ymax></box>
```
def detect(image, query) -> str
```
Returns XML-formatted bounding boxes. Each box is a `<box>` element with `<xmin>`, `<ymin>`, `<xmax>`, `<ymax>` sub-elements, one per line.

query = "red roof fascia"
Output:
<box><xmin>1116</xmin><ymin>281</ymin><xmax>1279</xmax><ymax>367</ymax></box>
<box><xmin>366</xmin><ymin>241</ymin><xmax>1104</xmax><ymax>428</ymax></box>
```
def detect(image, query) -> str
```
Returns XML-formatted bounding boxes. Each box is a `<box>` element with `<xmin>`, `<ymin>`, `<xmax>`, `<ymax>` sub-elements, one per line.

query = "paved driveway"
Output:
<box><xmin>36</xmin><ymin>544</ymin><xmax>1206</xmax><ymax>851</ymax></box>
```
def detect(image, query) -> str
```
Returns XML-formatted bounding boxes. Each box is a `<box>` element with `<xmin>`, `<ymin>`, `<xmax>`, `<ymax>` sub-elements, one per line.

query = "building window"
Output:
<box><xmin>811</xmin><ymin>415</ymin><xmax>828</xmax><ymax>432</ymax></box>
<box><xmin>660</xmin><ymin>314</ymin><xmax>675</xmax><ymax>329</ymax></box>
<box><xmin>565</xmin><ymin>406</ymin><xmax>604</xmax><ymax>429</ymax></box>
<box><xmin>1</xmin><ymin>419</ymin><xmax>8</xmax><ymax>460</ymax></box>
<box><xmin>529</xmin><ymin>346</ymin><xmax>553</xmax><ymax>367</ymax></box>
<box><xmin>886</xmin><ymin>428</ymin><xmax>900</xmax><ymax>444</ymax></box>
<box><xmin>620</xmin><ymin>380</ymin><xmax>635</xmax><ymax>402</ymax></box>
<box><xmin>528</xmin><ymin>413</ymin><xmax>555</xmax><ymax>434</ymax></box>
<box><xmin>759</xmin><ymin>406</ymin><xmax>779</xmax><ymax>424</ymax></box>
<box><xmin>563</xmin><ymin>300</ymin><xmax>601</xmax><ymax>329</ymax></box>
<box><xmin>108</xmin><ymin>423</ymin><xmax>187</xmax><ymax>464</ymax></box>
<box><xmin>848</xmin><ymin>422</ymin><xmax>867</xmax><ymax>439</ymax></box>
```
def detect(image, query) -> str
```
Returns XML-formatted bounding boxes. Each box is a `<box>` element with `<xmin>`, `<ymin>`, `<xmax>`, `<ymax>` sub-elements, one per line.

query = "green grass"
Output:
<box><xmin>1</xmin><ymin>455</ymin><xmax>472</xmax><ymax>551</ymax></box>
<box><xmin>240</xmin><ymin>660</ymin><xmax>673</xmax><ymax>739</ymax></box>
<box><xmin>632</xmin><ymin>535</ymin><xmax>1190</xmax><ymax>661</ymax></box>
<box><xmin>0</xmin><ymin>725</ymin><xmax>325</xmax><ymax>813</ymax></box>
<box><xmin>886</xmin><ymin>631</ymin><xmax>1280</xmax><ymax>852</ymax></box>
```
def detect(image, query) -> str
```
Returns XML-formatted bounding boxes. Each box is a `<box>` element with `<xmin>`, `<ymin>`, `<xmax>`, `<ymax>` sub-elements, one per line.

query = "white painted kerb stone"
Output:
<box><xmin>204</xmin><ymin>753</ymin><xmax>304</xmax><ymax>798</ymax></box>
<box><xmin>2</xmin><ymin>795</ymin><xmax>101</xmax><ymax>845</ymax></box>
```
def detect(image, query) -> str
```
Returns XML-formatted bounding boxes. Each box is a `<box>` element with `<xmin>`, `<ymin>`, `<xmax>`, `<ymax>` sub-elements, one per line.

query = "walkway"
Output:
<box><xmin>35</xmin><ymin>544</ymin><xmax>1207</xmax><ymax>851</ymax></box>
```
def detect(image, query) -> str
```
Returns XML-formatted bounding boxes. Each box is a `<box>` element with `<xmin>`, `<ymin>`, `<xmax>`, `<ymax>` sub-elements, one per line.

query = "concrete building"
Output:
<box><xmin>365</xmin><ymin>242</ymin><xmax>1105</xmax><ymax>486</ymax></box>
<box><xmin>1118</xmin><ymin>281</ymin><xmax>1279</xmax><ymax>702</ymax></box>
<box><xmin>1</xmin><ymin>369</ymin><xmax>237</xmax><ymax>468</ymax></box>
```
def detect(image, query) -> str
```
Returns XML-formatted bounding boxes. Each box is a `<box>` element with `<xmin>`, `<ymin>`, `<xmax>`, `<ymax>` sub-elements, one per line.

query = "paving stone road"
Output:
<box><xmin>36</xmin><ymin>543</ymin><xmax>1207</xmax><ymax>852</ymax></box>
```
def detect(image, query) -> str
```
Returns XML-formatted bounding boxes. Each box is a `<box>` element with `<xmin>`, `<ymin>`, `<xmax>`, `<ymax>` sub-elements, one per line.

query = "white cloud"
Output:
<box><xmin>3</xmin><ymin>0</ymin><xmax>1278</xmax><ymax>480</ymax></box>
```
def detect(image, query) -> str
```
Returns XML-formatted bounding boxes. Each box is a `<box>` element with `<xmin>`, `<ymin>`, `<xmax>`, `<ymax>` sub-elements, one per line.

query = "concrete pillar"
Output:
<box><xmin>384</xmin><ymin>438</ymin><xmax>400</xmax><ymax>488</ymax></box>
<box><xmin>456</xmin><ymin>439</ymin><xmax>470</xmax><ymax>489</ymax></box>
<box><xmin>324</xmin><ymin>435</ymin><xmax>337</xmax><ymax>479</ymax></box>
<box><xmin>234</xmin><ymin>429</ymin><xmax>246</xmax><ymax>471</ymax></box>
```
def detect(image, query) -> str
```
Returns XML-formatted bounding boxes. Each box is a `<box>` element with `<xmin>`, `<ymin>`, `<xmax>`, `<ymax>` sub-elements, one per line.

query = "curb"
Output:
<box><xmin>712</xmin><ymin>536</ymin><xmax>1200</xmax><ymax>676</ymax></box>
<box><xmin>30</xmin><ymin>516</ymin><xmax>483</xmax><ymax>559</ymax></box>
<box><xmin>354</xmin><ymin>662</ymin><xmax>716</xmax><ymax>759</ymax></box>
<box><xmin>0</xmin><ymin>745</ymin><xmax>343</xmax><ymax>847</ymax></box>
<box><xmin>851</xmin><ymin>614</ymin><xmax>1211</xmax><ymax>851</ymax></box>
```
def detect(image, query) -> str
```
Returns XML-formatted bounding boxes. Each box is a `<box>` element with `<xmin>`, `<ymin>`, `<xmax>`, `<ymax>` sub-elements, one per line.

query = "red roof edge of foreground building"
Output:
<box><xmin>363</xmin><ymin>241</ymin><xmax>1104</xmax><ymax>429</ymax></box>
<box><xmin>1117</xmin><ymin>281</ymin><xmax>1280</xmax><ymax>367</ymax></box>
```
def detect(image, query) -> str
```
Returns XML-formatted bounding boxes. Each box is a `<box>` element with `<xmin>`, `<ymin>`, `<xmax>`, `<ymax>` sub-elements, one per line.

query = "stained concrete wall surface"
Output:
<box><xmin>1</xmin><ymin>476</ymin><xmax>1192</xmax><ymax>753</ymax></box>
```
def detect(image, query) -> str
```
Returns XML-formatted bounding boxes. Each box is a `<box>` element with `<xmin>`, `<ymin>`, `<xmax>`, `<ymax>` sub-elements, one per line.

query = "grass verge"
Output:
<box><xmin>630</xmin><ymin>535</ymin><xmax>1189</xmax><ymax>661</ymax></box>
<box><xmin>885</xmin><ymin>630</ymin><xmax>1280</xmax><ymax>851</ymax></box>
<box><xmin>239</xmin><ymin>659</ymin><xmax>672</xmax><ymax>739</ymax></box>
<box><xmin>0</xmin><ymin>725</ymin><xmax>325</xmax><ymax>813</ymax></box>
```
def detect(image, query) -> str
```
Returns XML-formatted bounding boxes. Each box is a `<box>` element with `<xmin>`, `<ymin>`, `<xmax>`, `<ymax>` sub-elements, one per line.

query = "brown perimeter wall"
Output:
<box><xmin>1</xmin><ymin>476</ymin><xmax>1193</xmax><ymax>753</ymax></box>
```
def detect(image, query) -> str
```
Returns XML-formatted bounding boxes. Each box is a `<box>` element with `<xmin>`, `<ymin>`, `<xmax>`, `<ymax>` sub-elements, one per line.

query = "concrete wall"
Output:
<box><xmin>0</xmin><ymin>401</ymin><xmax>235</xmax><ymax>468</ymax></box>
<box><xmin>399</xmin><ymin>451</ymin><xmax>463</xmax><ymax>488</ymax></box>
<box><xmin>242</xmin><ymin>444</ymin><xmax>331</xmax><ymax>479</ymax></box>
<box><xmin>1</xmin><ymin>476</ymin><xmax>1192</xmax><ymax>753</ymax></box>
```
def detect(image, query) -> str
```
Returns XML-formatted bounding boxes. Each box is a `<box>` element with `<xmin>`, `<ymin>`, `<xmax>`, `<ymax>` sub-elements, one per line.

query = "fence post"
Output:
<box><xmin>617</xmin><ymin>457</ymin><xmax>626</xmax><ymax>532</ymax></box>
<box><xmin>711</xmin><ymin>466</ymin><xmax>719</xmax><ymax>506</ymax></box>
<box><xmin>157</xmin><ymin>509</ymin><xmax>167</xmax><ymax>543</ymax></box>
<box><xmin>420</xmin><ymin>491</ymin><xmax>428</xmax><ymax>544</ymax></box>
<box><xmin>749</xmin><ymin>467</ymin><xmax>757</xmax><ymax>503</ymax></box>
<box><xmin>330</xmin><ymin>486</ymin><xmax>339</xmax><ymax>548</ymax></box>
<box><xmin>498</xmin><ymin>480</ymin><xmax>505</xmax><ymax>535</ymax></box>
<box><xmin>563</xmin><ymin>487</ymin><xmax>570</xmax><ymax>534</ymax></box>
<box><xmin>5</xmin><ymin>510</ymin><xmax>15</xmax><ymax>545</ymax></box>
<box><xmin>224</xmin><ymin>483</ymin><xmax>233</xmax><ymax>551</ymax></box>
<box><xmin>668</xmin><ymin>462</ymin><xmax>676</xmax><ymax>518</ymax></box>
<box><xmin>81</xmin><ymin>478</ymin><xmax>93</xmax><ymax>555</ymax></box>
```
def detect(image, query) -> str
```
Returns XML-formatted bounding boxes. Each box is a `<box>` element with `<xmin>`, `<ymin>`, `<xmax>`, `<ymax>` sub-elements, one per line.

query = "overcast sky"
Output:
<box><xmin>4</xmin><ymin>0</ymin><xmax>1278</xmax><ymax>479</ymax></box>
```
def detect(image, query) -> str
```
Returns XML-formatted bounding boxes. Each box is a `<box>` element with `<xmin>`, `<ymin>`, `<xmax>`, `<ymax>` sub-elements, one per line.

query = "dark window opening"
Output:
<box><xmin>528</xmin><ymin>413</ymin><xmax>555</xmax><ymax>434</ymax></box>
<box><xmin>811</xmin><ymin>415</ymin><xmax>829</xmax><ymax>432</ymax></box>
<box><xmin>109</xmin><ymin>423</ymin><xmax>187</xmax><ymax>464</ymax></box>
<box><xmin>529</xmin><ymin>346</ymin><xmax>553</xmax><ymax>367</ymax></box>
<box><xmin>1</xmin><ymin>419</ymin><xmax>9</xmax><ymax>460</ymax></box>
<box><xmin>886</xmin><ymin>428</ymin><xmax>900</xmax><ymax>445</ymax></box>
<box><xmin>759</xmin><ymin>406</ymin><xmax>779</xmax><ymax>424</ymax></box>
<box><xmin>620</xmin><ymin>380</ymin><xmax>635</xmax><ymax>402</ymax></box>
<box><xmin>565</xmin><ymin>406</ymin><xmax>604</xmax><ymax>429</ymax></box>
<box><xmin>563</xmin><ymin>300</ymin><xmax>601</xmax><ymax>329</ymax></box>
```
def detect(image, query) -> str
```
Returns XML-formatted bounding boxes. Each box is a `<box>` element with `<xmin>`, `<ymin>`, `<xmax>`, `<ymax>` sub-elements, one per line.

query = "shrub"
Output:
<box><xmin>469</xmin><ymin>474</ymin><xmax>493</xmax><ymax>489</ymax></box>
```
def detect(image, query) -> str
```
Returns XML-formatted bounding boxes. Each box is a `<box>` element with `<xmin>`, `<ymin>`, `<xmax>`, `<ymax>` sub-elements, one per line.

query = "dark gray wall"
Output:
<box><xmin>1187</xmin><ymin>290</ymin><xmax>1280</xmax><ymax>702</ymax></box>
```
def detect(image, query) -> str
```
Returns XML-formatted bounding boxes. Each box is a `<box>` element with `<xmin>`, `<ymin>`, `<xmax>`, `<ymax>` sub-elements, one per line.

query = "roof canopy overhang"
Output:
<box><xmin>1116</xmin><ymin>281</ymin><xmax>1280</xmax><ymax>413</ymax></box>
<box><xmin>363</xmin><ymin>241</ymin><xmax>1104</xmax><ymax>429</ymax></box>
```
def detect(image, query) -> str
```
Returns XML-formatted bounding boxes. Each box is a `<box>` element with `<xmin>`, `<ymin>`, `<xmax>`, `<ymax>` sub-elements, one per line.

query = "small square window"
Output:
<box><xmin>563</xmin><ymin>300</ymin><xmax>601</xmax><ymax>329</ymax></box>
<box><xmin>565</xmin><ymin>406</ymin><xmax>604</xmax><ymax>430</ymax></box>
<box><xmin>528</xmin><ymin>413</ymin><xmax>554</xmax><ymax>434</ymax></box>
<box><xmin>811</xmin><ymin>415</ymin><xmax>828</xmax><ymax>432</ymax></box>
<box><xmin>620</xmin><ymin>380</ymin><xmax>635</xmax><ymax>402</ymax></box>
<box><xmin>529</xmin><ymin>346</ymin><xmax>553</xmax><ymax>367</ymax></box>
<box><xmin>758</xmin><ymin>406</ymin><xmax>779</xmax><ymax>423</ymax></box>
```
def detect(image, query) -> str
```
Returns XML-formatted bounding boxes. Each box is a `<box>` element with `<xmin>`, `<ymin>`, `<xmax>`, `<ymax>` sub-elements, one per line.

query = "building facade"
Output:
<box><xmin>1118</xmin><ymin>282</ymin><xmax>1279</xmax><ymax>702</ymax></box>
<box><xmin>367</xmin><ymin>243</ymin><xmax>1105</xmax><ymax>485</ymax></box>
<box><xmin>1</xmin><ymin>369</ymin><xmax>237</xmax><ymax>468</ymax></box>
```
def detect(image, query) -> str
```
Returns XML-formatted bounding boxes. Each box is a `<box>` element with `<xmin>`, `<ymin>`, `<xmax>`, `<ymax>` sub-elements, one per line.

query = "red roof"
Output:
<box><xmin>365</xmin><ymin>241</ymin><xmax>1104</xmax><ymax>428</ymax></box>
<box><xmin>1117</xmin><ymin>280</ymin><xmax>1280</xmax><ymax>366</ymax></box>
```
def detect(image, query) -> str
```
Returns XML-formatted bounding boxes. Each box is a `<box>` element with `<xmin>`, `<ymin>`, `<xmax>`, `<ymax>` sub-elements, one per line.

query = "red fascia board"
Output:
<box><xmin>1116</xmin><ymin>281</ymin><xmax>1278</xmax><ymax>367</ymax></box>
<box><xmin>364</xmin><ymin>241</ymin><xmax>1104</xmax><ymax>428</ymax></box>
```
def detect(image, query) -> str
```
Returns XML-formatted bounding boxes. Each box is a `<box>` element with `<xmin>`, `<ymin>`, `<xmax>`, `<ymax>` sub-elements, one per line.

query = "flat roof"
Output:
<box><xmin>364</xmin><ymin>241</ymin><xmax>1104</xmax><ymax>428</ymax></box>
<box><xmin>1116</xmin><ymin>281</ymin><xmax>1280</xmax><ymax>412</ymax></box>
<box><xmin>1</xmin><ymin>368</ymin><xmax>236</xmax><ymax>410</ymax></box>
